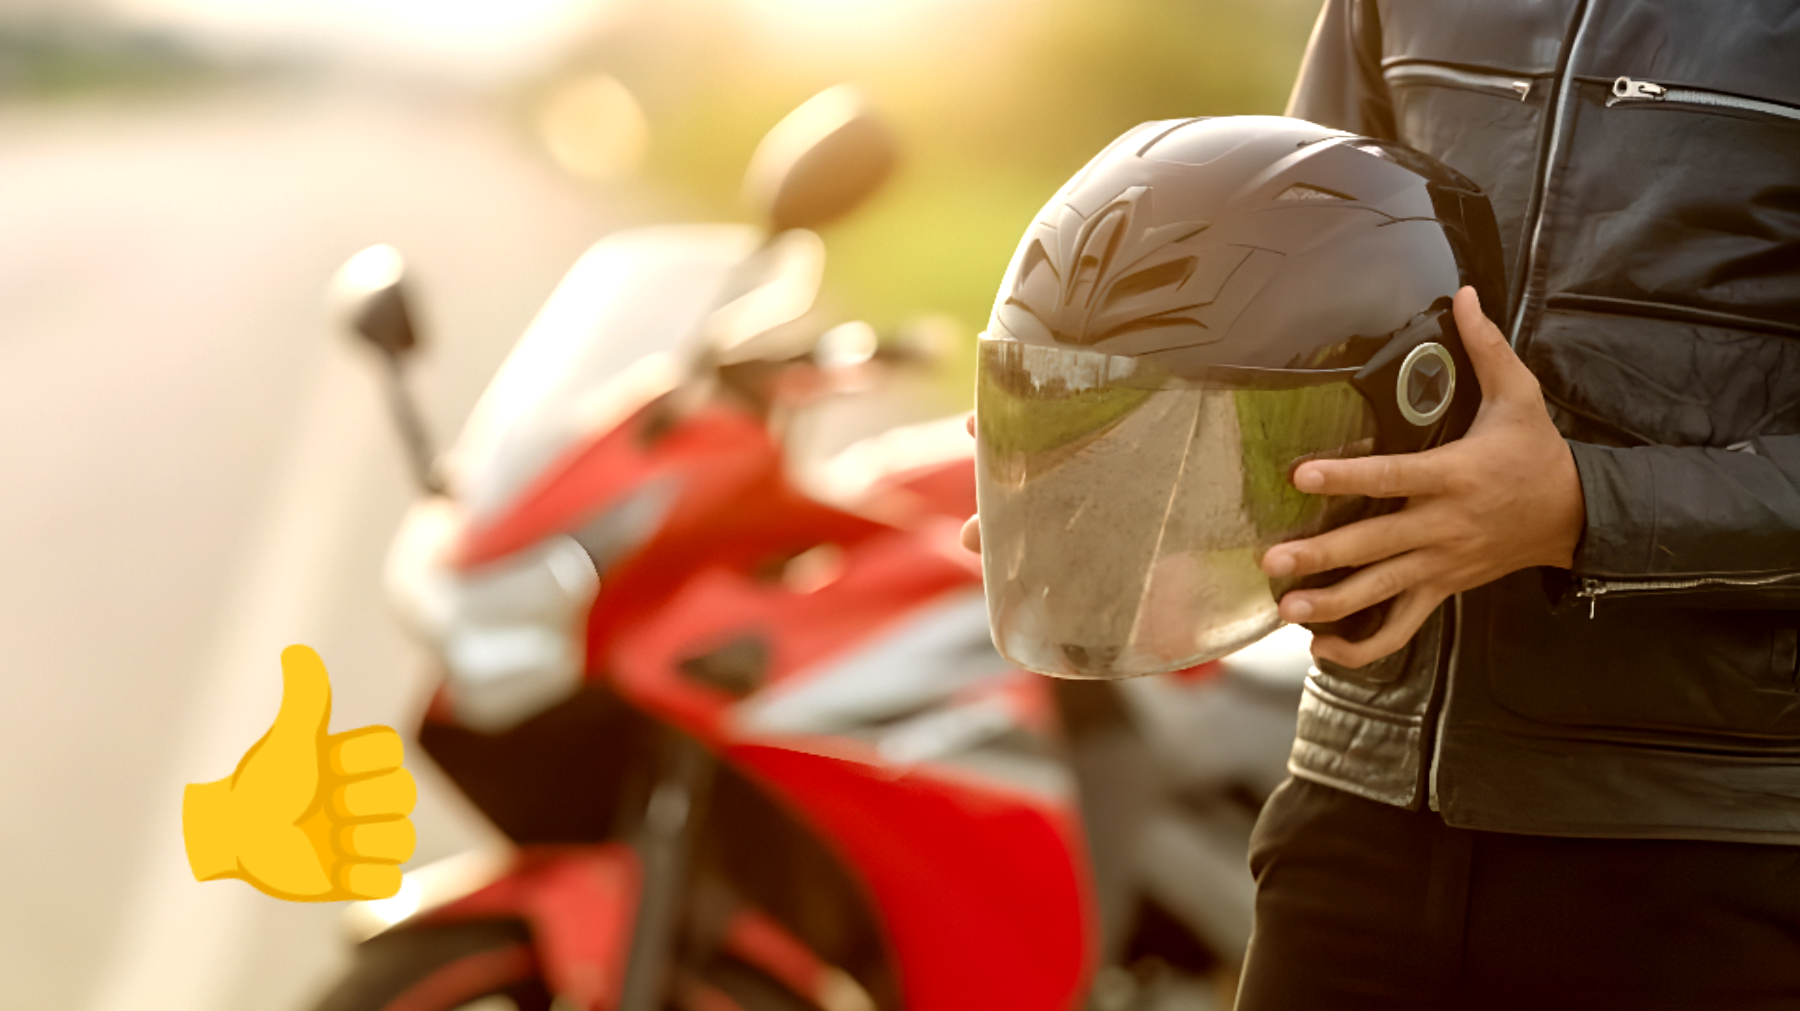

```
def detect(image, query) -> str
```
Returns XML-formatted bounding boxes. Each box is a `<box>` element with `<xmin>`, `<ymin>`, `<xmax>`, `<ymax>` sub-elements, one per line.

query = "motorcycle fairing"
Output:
<box><xmin>451</xmin><ymin>225</ymin><xmax>827</xmax><ymax>529</ymax></box>
<box><xmin>609</xmin><ymin>523</ymin><xmax>1091</xmax><ymax>1011</ymax></box>
<box><xmin>387</xmin><ymin>498</ymin><xmax>600</xmax><ymax>731</ymax></box>
<box><xmin>401</xmin><ymin>255</ymin><xmax>1098</xmax><ymax>1011</ymax></box>
<box><xmin>451</xmin><ymin>225</ymin><xmax>760</xmax><ymax>525</ymax></box>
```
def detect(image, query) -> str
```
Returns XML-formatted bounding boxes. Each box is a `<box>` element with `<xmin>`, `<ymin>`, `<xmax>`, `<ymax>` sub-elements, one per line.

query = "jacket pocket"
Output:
<box><xmin>1532</xmin><ymin>77</ymin><xmax>1800</xmax><ymax>331</ymax></box>
<box><xmin>1384</xmin><ymin>61</ymin><xmax>1549</xmax><ymax>304</ymax></box>
<box><xmin>1385</xmin><ymin>63</ymin><xmax>1535</xmax><ymax>101</ymax></box>
<box><xmin>1525</xmin><ymin>307</ymin><xmax>1800</xmax><ymax>449</ymax></box>
<box><xmin>1483</xmin><ymin>575</ymin><xmax>1800</xmax><ymax>738</ymax></box>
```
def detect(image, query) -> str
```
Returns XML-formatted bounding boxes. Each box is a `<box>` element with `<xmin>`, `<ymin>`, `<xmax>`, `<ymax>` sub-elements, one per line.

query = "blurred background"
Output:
<box><xmin>0</xmin><ymin>0</ymin><xmax>1320</xmax><ymax>1007</ymax></box>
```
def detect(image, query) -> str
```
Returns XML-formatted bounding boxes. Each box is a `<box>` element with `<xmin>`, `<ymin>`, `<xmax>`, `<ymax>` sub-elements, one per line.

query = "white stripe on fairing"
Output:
<box><xmin>734</xmin><ymin>589</ymin><xmax>1012</xmax><ymax>737</ymax></box>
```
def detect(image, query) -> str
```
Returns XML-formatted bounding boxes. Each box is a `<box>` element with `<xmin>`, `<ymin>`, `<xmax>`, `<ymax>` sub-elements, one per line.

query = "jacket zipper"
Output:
<box><xmin>1385</xmin><ymin>63</ymin><xmax>1533</xmax><ymax>101</ymax></box>
<box><xmin>1421</xmin><ymin>0</ymin><xmax>1598</xmax><ymax>809</ymax></box>
<box><xmin>1608</xmin><ymin>77</ymin><xmax>1800</xmax><ymax>122</ymax></box>
<box><xmin>1576</xmin><ymin>572</ymin><xmax>1800</xmax><ymax>617</ymax></box>
<box><xmin>1507</xmin><ymin>0</ymin><xmax>1598</xmax><ymax>347</ymax></box>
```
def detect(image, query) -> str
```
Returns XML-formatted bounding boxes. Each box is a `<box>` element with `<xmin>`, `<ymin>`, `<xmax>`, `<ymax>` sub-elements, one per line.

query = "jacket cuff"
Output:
<box><xmin>1565</xmin><ymin>439</ymin><xmax>1655</xmax><ymax>577</ymax></box>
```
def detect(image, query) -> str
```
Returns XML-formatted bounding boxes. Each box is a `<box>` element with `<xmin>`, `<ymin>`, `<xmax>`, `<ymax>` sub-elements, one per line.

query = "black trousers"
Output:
<box><xmin>1235</xmin><ymin>777</ymin><xmax>1800</xmax><ymax>1011</ymax></box>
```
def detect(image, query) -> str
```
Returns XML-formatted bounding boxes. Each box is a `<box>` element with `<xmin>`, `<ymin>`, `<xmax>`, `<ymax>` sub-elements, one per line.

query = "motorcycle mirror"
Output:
<box><xmin>744</xmin><ymin>85</ymin><xmax>898</xmax><ymax>234</ymax></box>
<box><xmin>329</xmin><ymin>244</ymin><xmax>443</xmax><ymax>494</ymax></box>
<box><xmin>707</xmin><ymin>228</ymin><xmax>827</xmax><ymax>364</ymax></box>
<box><xmin>813</xmin><ymin>321</ymin><xmax>879</xmax><ymax>371</ymax></box>
<box><xmin>332</xmin><ymin>244</ymin><xmax>418</xmax><ymax>358</ymax></box>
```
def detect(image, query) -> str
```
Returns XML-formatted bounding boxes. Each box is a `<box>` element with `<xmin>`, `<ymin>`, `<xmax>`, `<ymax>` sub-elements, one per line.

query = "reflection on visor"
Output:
<box><xmin>976</xmin><ymin>337</ymin><xmax>1376</xmax><ymax>679</ymax></box>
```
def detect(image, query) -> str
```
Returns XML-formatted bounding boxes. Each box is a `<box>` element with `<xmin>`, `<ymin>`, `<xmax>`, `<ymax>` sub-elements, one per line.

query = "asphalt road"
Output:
<box><xmin>0</xmin><ymin>81</ymin><xmax>631</xmax><ymax>1009</ymax></box>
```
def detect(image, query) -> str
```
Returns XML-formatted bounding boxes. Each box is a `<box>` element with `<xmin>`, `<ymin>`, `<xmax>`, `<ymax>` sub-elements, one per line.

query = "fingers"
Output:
<box><xmin>1277</xmin><ymin>552</ymin><xmax>1427</xmax><ymax>625</ymax></box>
<box><xmin>966</xmin><ymin>412</ymin><xmax>975</xmax><ymax>437</ymax></box>
<box><xmin>337</xmin><ymin>862</ymin><xmax>403</xmax><ymax>900</ymax></box>
<box><xmin>332</xmin><ymin>768</ymin><xmax>417</xmax><ymax>819</ymax></box>
<box><xmin>324</xmin><ymin>724</ymin><xmax>415</xmax><ymax>899</ymax></box>
<box><xmin>1262</xmin><ymin>510</ymin><xmax>1429</xmax><ymax>578</ymax></box>
<box><xmin>1292</xmin><ymin>449</ymin><xmax>1451</xmax><ymax>499</ymax></box>
<box><xmin>262</xmin><ymin>645</ymin><xmax>333</xmax><ymax>757</ymax></box>
<box><xmin>328</xmin><ymin>726</ymin><xmax>403</xmax><ymax>776</ymax></box>
<box><xmin>336</xmin><ymin>818</ymin><xmax>416</xmax><ymax>862</ymax></box>
<box><xmin>328</xmin><ymin>760</ymin><xmax>415</xmax><ymax>901</ymax></box>
<box><xmin>1453</xmin><ymin>286</ymin><xmax>1537</xmax><ymax>405</ymax></box>
<box><xmin>1309</xmin><ymin>589</ymin><xmax>1442</xmax><ymax>670</ymax></box>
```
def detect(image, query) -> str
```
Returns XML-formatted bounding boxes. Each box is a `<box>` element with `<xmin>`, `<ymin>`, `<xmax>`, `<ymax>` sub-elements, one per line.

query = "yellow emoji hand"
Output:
<box><xmin>182</xmin><ymin>645</ymin><xmax>417</xmax><ymax>902</ymax></box>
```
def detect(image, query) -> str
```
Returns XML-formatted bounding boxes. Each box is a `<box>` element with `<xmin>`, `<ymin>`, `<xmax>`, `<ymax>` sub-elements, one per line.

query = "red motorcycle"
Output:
<box><xmin>313</xmin><ymin>89</ymin><xmax>1307</xmax><ymax>1011</ymax></box>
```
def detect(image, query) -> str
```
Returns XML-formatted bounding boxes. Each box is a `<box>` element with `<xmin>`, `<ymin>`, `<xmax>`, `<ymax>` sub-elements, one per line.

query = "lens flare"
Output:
<box><xmin>538</xmin><ymin>73</ymin><xmax>650</xmax><ymax>183</ymax></box>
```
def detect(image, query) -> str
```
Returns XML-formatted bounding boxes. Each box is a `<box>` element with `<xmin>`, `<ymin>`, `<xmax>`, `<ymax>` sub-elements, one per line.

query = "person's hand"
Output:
<box><xmin>182</xmin><ymin>645</ymin><xmax>417</xmax><ymax>901</ymax></box>
<box><xmin>1261</xmin><ymin>286</ymin><xmax>1585</xmax><ymax>669</ymax></box>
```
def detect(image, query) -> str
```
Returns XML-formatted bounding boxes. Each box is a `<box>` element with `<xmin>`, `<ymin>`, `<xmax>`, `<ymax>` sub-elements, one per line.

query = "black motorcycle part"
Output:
<box><xmin>698</xmin><ymin>765</ymin><xmax>903</xmax><ymax>1011</ymax></box>
<box><xmin>677</xmin><ymin>635</ymin><xmax>773</xmax><ymax>697</ymax></box>
<box><xmin>419</xmin><ymin>684</ymin><xmax>658</xmax><ymax>845</ymax></box>
<box><xmin>309</xmin><ymin>919</ymin><xmax>551</xmax><ymax>1011</ymax></box>
<box><xmin>687</xmin><ymin>957</ymin><xmax>819</xmax><ymax>1011</ymax></box>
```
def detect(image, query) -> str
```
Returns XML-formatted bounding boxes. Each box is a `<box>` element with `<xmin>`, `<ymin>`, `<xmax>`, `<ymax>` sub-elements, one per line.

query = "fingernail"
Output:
<box><xmin>1264</xmin><ymin>551</ymin><xmax>1294</xmax><ymax>577</ymax></box>
<box><xmin>1294</xmin><ymin>466</ymin><xmax>1323</xmax><ymax>492</ymax></box>
<box><xmin>1285</xmin><ymin>597</ymin><xmax>1314</xmax><ymax>621</ymax></box>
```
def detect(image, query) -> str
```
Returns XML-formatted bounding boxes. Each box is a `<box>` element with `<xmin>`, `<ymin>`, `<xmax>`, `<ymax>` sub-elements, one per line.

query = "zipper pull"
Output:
<box><xmin>1576</xmin><ymin>577</ymin><xmax>1608</xmax><ymax>619</ymax></box>
<box><xmin>1610</xmin><ymin>77</ymin><xmax>1667</xmax><ymax>104</ymax></box>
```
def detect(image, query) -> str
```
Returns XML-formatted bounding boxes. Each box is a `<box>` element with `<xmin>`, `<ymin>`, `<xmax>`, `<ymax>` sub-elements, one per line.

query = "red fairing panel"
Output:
<box><xmin>457</xmin><ymin>402</ymin><xmax>774</xmax><ymax>569</ymax></box>
<box><xmin>731</xmin><ymin>742</ymin><xmax>1091</xmax><ymax>1011</ymax></box>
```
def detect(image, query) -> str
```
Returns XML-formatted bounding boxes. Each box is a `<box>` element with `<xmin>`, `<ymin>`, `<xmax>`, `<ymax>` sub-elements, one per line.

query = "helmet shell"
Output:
<box><xmin>975</xmin><ymin>117</ymin><xmax>1508</xmax><ymax>675</ymax></box>
<box><xmin>989</xmin><ymin>115</ymin><xmax>1505</xmax><ymax>394</ymax></box>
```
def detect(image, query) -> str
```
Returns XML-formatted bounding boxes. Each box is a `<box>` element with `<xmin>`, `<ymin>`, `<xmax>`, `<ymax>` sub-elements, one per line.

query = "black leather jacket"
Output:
<box><xmin>1285</xmin><ymin>0</ymin><xmax>1800</xmax><ymax>843</ymax></box>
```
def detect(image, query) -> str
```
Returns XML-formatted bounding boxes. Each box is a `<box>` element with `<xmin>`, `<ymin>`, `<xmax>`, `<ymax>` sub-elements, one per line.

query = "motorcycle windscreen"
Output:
<box><xmin>975</xmin><ymin>338</ymin><xmax>1377</xmax><ymax>679</ymax></box>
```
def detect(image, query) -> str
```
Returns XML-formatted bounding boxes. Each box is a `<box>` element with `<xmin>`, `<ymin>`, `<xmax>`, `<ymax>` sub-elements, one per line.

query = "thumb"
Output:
<box><xmin>257</xmin><ymin>645</ymin><xmax>333</xmax><ymax>765</ymax></box>
<box><xmin>1453</xmin><ymin>286</ymin><xmax>1537</xmax><ymax>408</ymax></box>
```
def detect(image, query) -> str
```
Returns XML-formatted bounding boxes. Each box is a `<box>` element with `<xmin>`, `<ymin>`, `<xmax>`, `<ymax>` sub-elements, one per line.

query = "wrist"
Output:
<box><xmin>182</xmin><ymin>778</ymin><xmax>238</xmax><ymax>881</ymax></box>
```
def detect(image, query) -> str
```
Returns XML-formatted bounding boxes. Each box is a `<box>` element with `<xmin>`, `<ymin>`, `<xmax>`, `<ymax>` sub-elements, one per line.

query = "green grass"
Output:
<box><xmin>1233</xmin><ymin>382</ymin><xmax>1376</xmax><ymax>542</ymax></box>
<box><xmin>976</xmin><ymin>343</ymin><xmax>1154</xmax><ymax>459</ymax></box>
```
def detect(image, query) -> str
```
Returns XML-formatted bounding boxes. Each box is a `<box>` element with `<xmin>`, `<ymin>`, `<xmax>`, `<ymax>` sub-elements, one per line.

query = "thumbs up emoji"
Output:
<box><xmin>182</xmin><ymin>645</ymin><xmax>417</xmax><ymax>901</ymax></box>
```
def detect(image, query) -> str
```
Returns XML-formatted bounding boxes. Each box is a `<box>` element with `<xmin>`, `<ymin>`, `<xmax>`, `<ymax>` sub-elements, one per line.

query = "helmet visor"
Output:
<box><xmin>975</xmin><ymin>336</ymin><xmax>1376</xmax><ymax>679</ymax></box>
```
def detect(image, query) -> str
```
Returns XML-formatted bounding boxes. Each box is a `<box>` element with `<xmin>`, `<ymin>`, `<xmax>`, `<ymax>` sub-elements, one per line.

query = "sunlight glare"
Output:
<box><xmin>110</xmin><ymin>0</ymin><xmax>633</xmax><ymax>77</ymax></box>
<box><xmin>733</xmin><ymin>0</ymin><xmax>977</xmax><ymax>47</ymax></box>
<box><xmin>538</xmin><ymin>73</ymin><xmax>650</xmax><ymax>182</ymax></box>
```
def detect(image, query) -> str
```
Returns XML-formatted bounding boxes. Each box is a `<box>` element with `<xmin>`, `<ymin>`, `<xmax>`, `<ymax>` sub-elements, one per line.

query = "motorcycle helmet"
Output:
<box><xmin>976</xmin><ymin>115</ymin><xmax>1504</xmax><ymax>679</ymax></box>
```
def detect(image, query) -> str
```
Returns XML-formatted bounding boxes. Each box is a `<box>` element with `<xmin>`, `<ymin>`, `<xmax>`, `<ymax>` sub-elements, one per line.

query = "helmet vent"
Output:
<box><xmin>998</xmin><ymin>184</ymin><xmax>1241</xmax><ymax>348</ymax></box>
<box><xmin>1104</xmin><ymin>258</ymin><xmax>1197</xmax><ymax>309</ymax></box>
<box><xmin>1065</xmin><ymin>203</ymin><xmax>1130</xmax><ymax>308</ymax></box>
<box><xmin>1277</xmin><ymin>184</ymin><xmax>1353</xmax><ymax>203</ymax></box>
<box><xmin>1018</xmin><ymin>239</ymin><xmax>1057</xmax><ymax>285</ymax></box>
